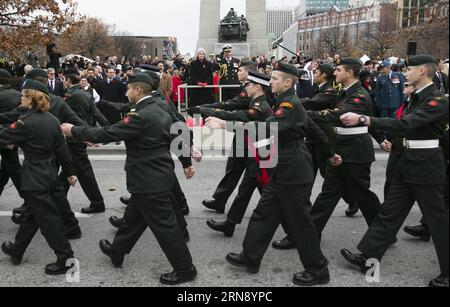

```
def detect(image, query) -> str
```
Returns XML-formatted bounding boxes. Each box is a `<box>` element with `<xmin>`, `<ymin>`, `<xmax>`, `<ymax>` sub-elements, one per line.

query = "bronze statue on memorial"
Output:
<box><xmin>219</xmin><ymin>8</ymin><xmax>250</xmax><ymax>42</ymax></box>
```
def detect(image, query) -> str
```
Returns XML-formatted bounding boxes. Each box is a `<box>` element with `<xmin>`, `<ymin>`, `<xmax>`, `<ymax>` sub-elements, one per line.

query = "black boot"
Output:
<box><xmin>293</xmin><ymin>269</ymin><xmax>330</xmax><ymax>287</ymax></box>
<box><xmin>1</xmin><ymin>242</ymin><xmax>22</xmax><ymax>265</ymax></box>
<box><xmin>403</xmin><ymin>224</ymin><xmax>431</xmax><ymax>242</ymax></box>
<box><xmin>340</xmin><ymin>249</ymin><xmax>370</xmax><ymax>273</ymax></box>
<box><xmin>272</xmin><ymin>236</ymin><xmax>295</xmax><ymax>250</ymax></box>
<box><xmin>225</xmin><ymin>253</ymin><xmax>260</xmax><ymax>274</ymax></box>
<box><xmin>202</xmin><ymin>199</ymin><xmax>225</xmax><ymax>214</ymax></box>
<box><xmin>206</xmin><ymin>219</ymin><xmax>236</xmax><ymax>237</ymax></box>
<box><xmin>119</xmin><ymin>196</ymin><xmax>131</xmax><ymax>206</ymax></box>
<box><xmin>345</xmin><ymin>202</ymin><xmax>359</xmax><ymax>217</ymax></box>
<box><xmin>109</xmin><ymin>216</ymin><xmax>124</xmax><ymax>229</ymax></box>
<box><xmin>99</xmin><ymin>239</ymin><xmax>124</xmax><ymax>268</ymax></box>
<box><xmin>160</xmin><ymin>266</ymin><xmax>198</xmax><ymax>285</ymax></box>
<box><xmin>45</xmin><ymin>260</ymin><xmax>73</xmax><ymax>276</ymax></box>
<box><xmin>429</xmin><ymin>275</ymin><xmax>449</xmax><ymax>288</ymax></box>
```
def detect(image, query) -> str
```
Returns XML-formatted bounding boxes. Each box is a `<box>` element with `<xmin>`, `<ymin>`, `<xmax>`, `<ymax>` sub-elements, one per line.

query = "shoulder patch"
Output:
<box><xmin>434</xmin><ymin>96</ymin><xmax>443</xmax><ymax>101</ymax></box>
<box><xmin>279</xmin><ymin>102</ymin><xmax>294</xmax><ymax>110</ymax></box>
<box><xmin>127</xmin><ymin>112</ymin><xmax>140</xmax><ymax>118</ymax></box>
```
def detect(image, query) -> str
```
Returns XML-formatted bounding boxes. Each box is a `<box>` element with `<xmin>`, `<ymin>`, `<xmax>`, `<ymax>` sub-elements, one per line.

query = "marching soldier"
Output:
<box><xmin>199</xmin><ymin>62</ymin><xmax>255</xmax><ymax>214</ymax></box>
<box><xmin>0</xmin><ymin>69</ymin><xmax>24</xmax><ymax>207</ymax></box>
<box><xmin>340</xmin><ymin>54</ymin><xmax>449</xmax><ymax>288</ymax></box>
<box><xmin>61</xmin><ymin>73</ymin><xmax>197</xmax><ymax>285</ymax></box>
<box><xmin>307</xmin><ymin>58</ymin><xmax>389</xmax><ymax>239</ymax></box>
<box><xmin>0</xmin><ymin>80</ymin><xmax>76</xmax><ymax>275</ymax></box>
<box><xmin>62</xmin><ymin>69</ymin><xmax>106</xmax><ymax>214</ymax></box>
<box><xmin>225</xmin><ymin>64</ymin><xmax>341</xmax><ymax>287</ymax></box>
<box><xmin>218</xmin><ymin>44</ymin><xmax>241</xmax><ymax>101</ymax></box>
<box><xmin>195</xmin><ymin>71</ymin><xmax>273</xmax><ymax>237</ymax></box>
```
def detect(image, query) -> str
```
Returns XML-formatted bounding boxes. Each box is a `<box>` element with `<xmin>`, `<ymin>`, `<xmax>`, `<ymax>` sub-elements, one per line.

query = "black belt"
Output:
<box><xmin>126</xmin><ymin>148</ymin><xmax>169</xmax><ymax>158</ymax></box>
<box><xmin>24</xmin><ymin>153</ymin><xmax>55</xmax><ymax>161</ymax></box>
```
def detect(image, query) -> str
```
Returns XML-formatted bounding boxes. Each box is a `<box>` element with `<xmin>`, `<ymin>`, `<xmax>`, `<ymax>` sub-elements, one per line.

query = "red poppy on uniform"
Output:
<box><xmin>353</xmin><ymin>98</ymin><xmax>362</xmax><ymax>103</ymax></box>
<box><xmin>9</xmin><ymin>122</ymin><xmax>17</xmax><ymax>130</ymax></box>
<box><xmin>123</xmin><ymin>117</ymin><xmax>131</xmax><ymax>125</ymax></box>
<box><xmin>428</xmin><ymin>101</ymin><xmax>439</xmax><ymax>107</ymax></box>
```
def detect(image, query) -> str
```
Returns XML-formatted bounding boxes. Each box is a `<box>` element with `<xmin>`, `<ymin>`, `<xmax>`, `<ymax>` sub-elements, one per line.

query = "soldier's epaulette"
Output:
<box><xmin>434</xmin><ymin>96</ymin><xmax>444</xmax><ymax>101</ymax></box>
<box><xmin>320</xmin><ymin>109</ymin><xmax>336</xmax><ymax>116</ymax></box>
<box><xmin>324</xmin><ymin>90</ymin><xmax>335</xmax><ymax>96</ymax></box>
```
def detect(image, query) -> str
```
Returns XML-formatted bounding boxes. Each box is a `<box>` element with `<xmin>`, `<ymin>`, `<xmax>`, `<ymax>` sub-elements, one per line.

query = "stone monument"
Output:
<box><xmin>197</xmin><ymin>0</ymin><xmax>268</xmax><ymax>59</ymax></box>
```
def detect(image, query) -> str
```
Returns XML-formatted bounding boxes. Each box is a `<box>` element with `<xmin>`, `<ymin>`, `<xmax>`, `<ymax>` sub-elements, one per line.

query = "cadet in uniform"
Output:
<box><xmin>225</xmin><ymin>64</ymin><xmax>337</xmax><ymax>287</ymax></box>
<box><xmin>0</xmin><ymin>80</ymin><xmax>76</xmax><ymax>275</ymax></box>
<box><xmin>340</xmin><ymin>54</ymin><xmax>449</xmax><ymax>288</ymax></box>
<box><xmin>0</xmin><ymin>69</ymin><xmax>24</xmax><ymax>207</ymax></box>
<box><xmin>199</xmin><ymin>62</ymin><xmax>254</xmax><ymax>214</ymax></box>
<box><xmin>61</xmin><ymin>73</ymin><xmax>197</xmax><ymax>285</ymax></box>
<box><xmin>307</xmin><ymin>58</ymin><xmax>387</xmax><ymax>239</ymax></box>
<box><xmin>62</xmin><ymin>69</ymin><xmax>106</xmax><ymax>214</ymax></box>
<box><xmin>218</xmin><ymin>44</ymin><xmax>241</xmax><ymax>101</ymax></box>
<box><xmin>195</xmin><ymin>71</ymin><xmax>273</xmax><ymax>237</ymax></box>
<box><xmin>0</xmin><ymin>68</ymin><xmax>85</xmax><ymax>239</ymax></box>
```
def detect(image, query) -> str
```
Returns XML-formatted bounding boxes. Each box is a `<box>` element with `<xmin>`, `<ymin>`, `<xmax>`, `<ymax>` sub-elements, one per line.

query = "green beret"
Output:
<box><xmin>0</xmin><ymin>69</ymin><xmax>11</xmax><ymax>83</ymax></box>
<box><xmin>407</xmin><ymin>54</ymin><xmax>437</xmax><ymax>67</ymax></box>
<box><xmin>128</xmin><ymin>73</ymin><xmax>153</xmax><ymax>85</ymax></box>
<box><xmin>22</xmin><ymin>80</ymin><xmax>49</xmax><ymax>95</ymax></box>
<box><xmin>340</xmin><ymin>58</ymin><xmax>361</xmax><ymax>66</ymax></box>
<box><xmin>29</xmin><ymin>68</ymin><xmax>48</xmax><ymax>79</ymax></box>
<box><xmin>273</xmin><ymin>62</ymin><xmax>299</xmax><ymax>77</ymax></box>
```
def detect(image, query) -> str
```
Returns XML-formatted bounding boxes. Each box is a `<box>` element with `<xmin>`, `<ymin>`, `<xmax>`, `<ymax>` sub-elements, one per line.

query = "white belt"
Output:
<box><xmin>335</xmin><ymin>127</ymin><xmax>369</xmax><ymax>135</ymax></box>
<box><xmin>253</xmin><ymin>137</ymin><xmax>274</xmax><ymax>149</ymax></box>
<box><xmin>403</xmin><ymin>139</ymin><xmax>440</xmax><ymax>149</ymax></box>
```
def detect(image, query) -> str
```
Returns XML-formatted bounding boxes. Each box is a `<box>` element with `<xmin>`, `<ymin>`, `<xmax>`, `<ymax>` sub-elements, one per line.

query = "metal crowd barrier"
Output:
<box><xmin>176</xmin><ymin>84</ymin><xmax>241</xmax><ymax>112</ymax></box>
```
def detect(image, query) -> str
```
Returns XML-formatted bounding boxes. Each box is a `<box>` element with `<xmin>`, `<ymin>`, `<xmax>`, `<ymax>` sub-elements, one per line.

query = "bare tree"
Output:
<box><xmin>59</xmin><ymin>17</ymin><xmax>117</xmax><ymax>59</ymax></box>
<box><xmin>365</xmin><ymin>25</ymin><xmax>396</xmax><ymax>59</ymax></box>
<box><xmin>319</xmin><ymin>28</ymin><xmax>346</xmax><ymax>56</ymax></box>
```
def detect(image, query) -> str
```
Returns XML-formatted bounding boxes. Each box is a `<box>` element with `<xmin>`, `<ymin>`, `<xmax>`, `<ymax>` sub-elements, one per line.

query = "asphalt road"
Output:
<box><xmin>0</xmin><ymin>153</ymin><xmax>438</xmax><ymax>287</ymax></box>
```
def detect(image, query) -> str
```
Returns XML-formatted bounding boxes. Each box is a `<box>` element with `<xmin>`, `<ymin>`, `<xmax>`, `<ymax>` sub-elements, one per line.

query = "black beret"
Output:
<box><xmin>246</xmin><ymin>70</ymin><xmax>270</xmax><ymax>87</ymax></box>
<box><xmin>23</xmin><ymin>80</ymin><xmax>49</xmax><ymax>95</ymax></box>
<box><xmin>407</xmin><ymin>54</ymin><xmax>437</xmax><ymax>67</ymax></box>
<box><xmin>317</xmin><ymin>64</ymin><xmax>334</xmax><ymax>76</ymax></box>
<box><xmin>29</xmin><ymin>68</ymin><xmax>48</xmax><ymax>78</ymax></box>
<box><xmin>140</xmin><ymin>64</ymin><xmax>160</xmax><ymax>72</ymax></box>
<box><xmin>359</xmin><ymin>70</ymin><xmax>371</xmax><ymax>80</ymax></box>
<box><xmin>273</xmin><ymin>62</ymin><xmax>299</xmax><ymax>77</ymax></box>
<box><xmin>240</xmin><ymin>61</ymin><xmax>256</xmax><ymax>68</ymax></box>
<box><xmin>0</xmin><ymin>69</ymin><xmax>11</xmax><ymax>82</ymax></box>
<box><xmin>142</xmin><ymin>70</ymin><xmax>160</xmax><ymax>82</ymax></box>
<box><xmin>64</xmin><ymin>68</ymin><xmax>80</xmax><ymax>76</ymax></box>
<box><xmin>340</xmin><ymin>58</ymin><xmax>361</xmax><ymax>66</ymax></box>
<box><xmin>128</xmin><ymin>73</ymin><xmax>153</xmax><ymax>85</ymax></box>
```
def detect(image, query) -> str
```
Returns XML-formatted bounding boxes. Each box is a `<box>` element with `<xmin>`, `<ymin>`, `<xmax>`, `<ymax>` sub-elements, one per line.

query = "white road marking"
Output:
<box><xmin>0</xmin><ymin>211</ymin><xmax>92</xmax><ymax>218</ymax></box>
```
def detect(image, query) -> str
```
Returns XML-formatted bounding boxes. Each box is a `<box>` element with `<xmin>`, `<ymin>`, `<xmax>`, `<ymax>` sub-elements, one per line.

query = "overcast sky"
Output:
<box><xmin>74</xmin><ymin>0</ymin><xmax>298</xmax><ymax>55</ymax></box>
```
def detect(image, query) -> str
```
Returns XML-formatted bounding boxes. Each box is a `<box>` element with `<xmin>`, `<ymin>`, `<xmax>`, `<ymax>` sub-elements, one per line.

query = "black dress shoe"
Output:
<box><xmin>226</xmin><ymin>253</ymin><xmax>260</xmax><ymax>274</ymax></box>
<box><xmin>45</xmin><ymin>261</ymin><xmax>73</xmax><ymax>276</ymax></box>
<box><xmin>340</xmin><ymin>249</ymin><xmax>370</xmax><ymax>273</ymax></box>
<box><xmin>99</xmin><ymin>239</ymin><xmax>124</xmax><ymax>268</ymax></box>
<box><xmin>429</xmin><ymin>275</ymin><xmax>449</xmax><ymax>288</ymax></box>
<box><xmin>119</xmin><ymin>196</ymin><xmax>131</xmax><ymax>206</ymax></box>
<box><xmin>272</xmin><ymin>236</ymin><xmax>295</xmax><ymax>250</ymax></box>
<box><xmin>202</xmin><ymin>199</ymin><xmax>225</xmax><ymax>214</ymax></box>
<box><xmin>1</xmin><ymin>242</ymin><xmax>22</xmax><ymax>265</ymax></box>
<box><xmin>293</xmin><ymin>271</ymin><xmax>330</xmax><ymax>287</ymax></box>
<box><xmin>345</xmin><ymin>202</ymin><xmax>360</xmax><ymax>217</ymax></box>
<box><xmin>206</xmin><ymin>220</ymin><xmax>235</xmax><ymax>237</ymax></box>
<box><xmin>160</xmin><ymin>266</ymin><xmax>198</xmax><ymax>285</ymax></box>
<box><xmin>404</xmin><ymin>224</ymin><xmax>431</xmax><ymax>242</ymax></box>
<box><xmin>109</xmin><ymin>216</ymin><xmax>124</xmax><ymax>229</ymax></box>
<box><xmin>81</xmin><ymin>206</ymin><xmax>106</xmax><ymax>214</ymax></box>
<box><xmin>66</xmin><ymin>228</ymin><xmax>82</xmax><ymax>240</ymax></box>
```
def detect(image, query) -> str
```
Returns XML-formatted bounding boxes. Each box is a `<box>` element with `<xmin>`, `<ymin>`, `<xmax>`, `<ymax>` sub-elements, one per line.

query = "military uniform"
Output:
<box><xmin>63</xmin><ymin>81</ymin><xmax>105</xmax><ymax>214</ymax></box>
<box><xmin>234</xmin><ymin>85</ymin><xmax>330</xmax><ymax>285</ymax></box>
<box><xmin>355</xmin><ymin>83</ymin><xmax>449</xmax><ymax>276</ymax></box>
<box><xmin>71</xmin><ymin>93</ymin><xmax>195</xmax><ymax>277</ymax></box>
<box><xmin>218</xmin><ymin>50</ymin><xmax>241</xmax><ymax>101</ymax></box>
<box><xmin>308</xmin><ymin>79</ymin><xmax>382</xmax><ymax>236</ymax></box>
<box><xmin>0</xmin><ymin>81</ymin><xmax>74</xmax><ymax>274</ymax></box>
<box><xmin>0</xmin><ymin>80</ymin><xmax>23</xmax><ymax>201</ymax></box>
